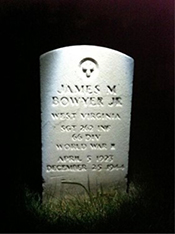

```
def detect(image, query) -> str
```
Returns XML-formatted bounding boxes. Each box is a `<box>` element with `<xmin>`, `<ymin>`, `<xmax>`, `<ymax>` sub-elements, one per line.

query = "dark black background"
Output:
<box><xmin>1</xmin><ymin>0</ymin><xmax>174</xmax><ymax>232</ymax></box>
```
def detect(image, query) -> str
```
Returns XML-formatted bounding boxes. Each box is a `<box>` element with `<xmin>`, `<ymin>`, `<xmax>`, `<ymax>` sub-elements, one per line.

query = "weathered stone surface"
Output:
<box><xmin>40</xmin><ymin>45</ymin><xmax>134</xmax><ymax>200</ymax></box>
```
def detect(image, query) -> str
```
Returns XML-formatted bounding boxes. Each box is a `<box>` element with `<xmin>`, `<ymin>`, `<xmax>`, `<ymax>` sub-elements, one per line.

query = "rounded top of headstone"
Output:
<box><xmin>40</xmin><ymin>45</ymin><xmax>134</xmax><ymax>63</ymax></box>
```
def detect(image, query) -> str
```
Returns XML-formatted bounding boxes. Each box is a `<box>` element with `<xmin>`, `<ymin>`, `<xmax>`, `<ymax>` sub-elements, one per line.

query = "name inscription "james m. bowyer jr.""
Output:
<box><xmin>52</xmin><ymin>84</ymin><xmax>122</xmax><ymax>107</ymax></box>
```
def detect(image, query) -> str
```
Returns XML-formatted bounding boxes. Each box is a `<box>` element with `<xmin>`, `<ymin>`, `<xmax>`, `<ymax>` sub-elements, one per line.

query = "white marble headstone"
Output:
<box><xmin>40</xmin><ymin>45</ymin><xmax>134</xmax><ymax>200</ymax></box>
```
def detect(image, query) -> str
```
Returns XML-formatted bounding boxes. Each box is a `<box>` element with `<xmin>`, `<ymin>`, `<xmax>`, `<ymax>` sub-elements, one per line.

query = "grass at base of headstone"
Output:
<box><xmin>24</xmin><ymin>185</ymin><xmax>131</xmax><ymax>232</ymax></box>
<box><xmin>18</xmin><ymin>180</ymin><xmax>173</xmax><ymax>233</ymax></box>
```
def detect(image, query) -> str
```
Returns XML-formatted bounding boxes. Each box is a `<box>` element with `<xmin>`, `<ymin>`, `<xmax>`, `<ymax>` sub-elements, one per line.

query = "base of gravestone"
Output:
<box><xmin>42</xmin><ymin>173</ymin><xmax>128</xmax><ymax>202</ymax></box>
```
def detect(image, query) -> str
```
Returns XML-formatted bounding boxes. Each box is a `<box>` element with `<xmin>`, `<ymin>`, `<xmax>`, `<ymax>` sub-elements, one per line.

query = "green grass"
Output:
<box><xmin>4</xmin><ymin>157</ymin><xmax>174</xmax><ymax>233</ymax></box>
<box><xmin>13</xmin><ymin>179</ymin><xmax>172</xmax><ymax>233</ymax></box>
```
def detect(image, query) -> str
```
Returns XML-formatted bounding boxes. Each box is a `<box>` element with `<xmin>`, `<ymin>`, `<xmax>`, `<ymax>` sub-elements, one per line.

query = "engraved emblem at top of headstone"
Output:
<box><xmin>80</xmin><ymin>58</ymin><xmax>98</xmax><ymax>78</ymax></box>
<box><xmin>40</xmin><ymin>45</ymin><xmax>134</xmax><ymax>201</ymax></box>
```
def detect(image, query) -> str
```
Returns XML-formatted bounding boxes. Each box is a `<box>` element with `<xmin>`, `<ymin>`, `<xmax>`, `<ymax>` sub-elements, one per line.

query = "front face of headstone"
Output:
<box><xmin>40</xmin><ymin>45</ymin><xmax>134</xmax><ymax>200</ymax></box>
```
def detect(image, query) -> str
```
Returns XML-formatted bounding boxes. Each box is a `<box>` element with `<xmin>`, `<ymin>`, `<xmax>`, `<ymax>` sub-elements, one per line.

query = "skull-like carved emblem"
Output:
<box><xmin>80</xmin><ymin>58</ymin><xmax>97</xmax><ymax>78</ymax></box>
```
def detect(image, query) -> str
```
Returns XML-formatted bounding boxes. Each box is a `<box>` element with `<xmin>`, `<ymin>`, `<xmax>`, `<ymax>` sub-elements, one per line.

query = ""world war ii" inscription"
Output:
<box><xmin>40</xmin><ymin>46</ymin><xmax>134</xmax><ymax>200</ymax></box>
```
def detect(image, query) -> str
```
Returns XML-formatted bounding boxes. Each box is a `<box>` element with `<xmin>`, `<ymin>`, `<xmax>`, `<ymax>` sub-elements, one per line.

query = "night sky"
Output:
<box><xmin>1</xmin><ymin>0</ymin><xmax>174</xmax><ymax>231</ymax></box>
